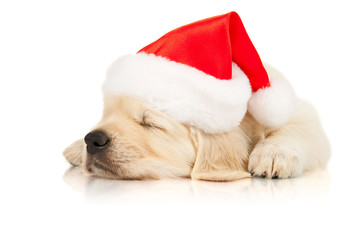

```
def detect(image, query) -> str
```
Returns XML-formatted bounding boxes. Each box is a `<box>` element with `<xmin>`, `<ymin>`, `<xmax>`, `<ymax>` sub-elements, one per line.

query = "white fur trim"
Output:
<box><xmin>103</xmin><ymin>53</ymin><xmax>252</xmax><ymax>133</ymax></box>
<box><xmin>248</xmin><ymin>77</ymin><xmax>296</xmax><ymax>128</ymax></box>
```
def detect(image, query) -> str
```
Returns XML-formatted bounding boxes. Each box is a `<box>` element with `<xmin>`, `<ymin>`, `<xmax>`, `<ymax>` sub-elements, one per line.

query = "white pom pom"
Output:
<box><xmin>247</xmin><ymin>77</ymin><xmax>296</xmax><ymax>128</ymax></box>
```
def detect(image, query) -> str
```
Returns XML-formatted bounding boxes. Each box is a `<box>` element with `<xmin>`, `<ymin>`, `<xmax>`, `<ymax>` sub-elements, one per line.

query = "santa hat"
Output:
<box><xmin>103</xmin><ymin>11</ymin><xmax>296</xmax><ymax>133</ymax></box>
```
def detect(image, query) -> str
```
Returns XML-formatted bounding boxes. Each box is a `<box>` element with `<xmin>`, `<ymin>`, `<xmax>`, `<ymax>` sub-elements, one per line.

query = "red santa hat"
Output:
<box><xmin>103</xmin><ymin>12</ymin><xmax>296</xmax><ymax>133</ymax></box>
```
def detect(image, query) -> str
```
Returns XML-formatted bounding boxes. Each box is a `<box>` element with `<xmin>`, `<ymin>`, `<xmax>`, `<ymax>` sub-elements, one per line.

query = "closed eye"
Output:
<box><xmin>139</xmin><ymin>113</ymin><xmax>166</xmax><ymax>132</ymax></box>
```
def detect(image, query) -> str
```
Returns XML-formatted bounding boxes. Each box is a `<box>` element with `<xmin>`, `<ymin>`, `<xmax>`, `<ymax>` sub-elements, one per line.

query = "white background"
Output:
<box><xmin>1</xmin><ymin>0</ymin><xmax>359</xmax><ymax>239</ymax></box>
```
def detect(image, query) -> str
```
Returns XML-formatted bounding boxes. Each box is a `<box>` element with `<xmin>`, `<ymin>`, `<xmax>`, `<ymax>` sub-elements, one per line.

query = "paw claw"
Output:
<box><xmin>271</xmin><ymin>171</ymin><xmax>279</xmax><ymax>179</ymax></box>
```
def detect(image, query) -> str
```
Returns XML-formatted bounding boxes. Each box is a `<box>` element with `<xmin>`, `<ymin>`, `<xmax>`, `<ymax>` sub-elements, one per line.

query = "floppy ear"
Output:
<box><xmin>63</xmin><ymin>139</ymin><xmax>85</xmax><ymax>167</ymax></box>
<box><xmin>190</xmin><ymin>128</ymin><xmax>251</xmax><ymax>181</ymax></box>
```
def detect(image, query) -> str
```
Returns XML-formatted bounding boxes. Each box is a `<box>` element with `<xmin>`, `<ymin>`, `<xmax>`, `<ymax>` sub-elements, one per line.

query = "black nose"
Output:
<box><xmin>84</xmin><ymin>130</ymin><xmax>109</xmax><ymax>155</ymax></box>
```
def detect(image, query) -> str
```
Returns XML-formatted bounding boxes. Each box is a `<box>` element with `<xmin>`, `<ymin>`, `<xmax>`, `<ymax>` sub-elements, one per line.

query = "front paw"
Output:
<box><xmin>248</xmin><ymin>143</ymin><xmax>304</xmax><ymax>179</ymax></box>
<box><xmin>63</xmin><ymin>139</ymin><xmax>84</xmax><ymax>167</ymax></box>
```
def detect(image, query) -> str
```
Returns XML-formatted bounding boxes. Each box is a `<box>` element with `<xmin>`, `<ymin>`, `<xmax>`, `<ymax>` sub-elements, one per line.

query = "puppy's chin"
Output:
<box><xmin>84</xmin><ymin>154</ymin><xmax>120</xmax><ymax>179</ymax></box>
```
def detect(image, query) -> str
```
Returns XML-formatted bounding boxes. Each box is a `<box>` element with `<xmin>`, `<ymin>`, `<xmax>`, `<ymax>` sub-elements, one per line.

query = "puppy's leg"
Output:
<box><xmin>248</xmin><ymin>100</ymin><xmax>331</xmax><ymax>178</ymax></box>
<box><xmin>190</xmin><ymin>128</ymin><xmax>251</xmax><ymax>181</ymax></box>
<box><xmin>63</xmin><ymin>139</ymin><xmax>85</xmax><ymax>167</ymax></box>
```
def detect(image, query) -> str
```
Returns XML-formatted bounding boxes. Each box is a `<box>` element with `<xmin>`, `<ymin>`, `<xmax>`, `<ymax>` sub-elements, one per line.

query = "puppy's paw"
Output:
<box><xmin>63</xmin><ymin>139</ymin><xmax>84</xmax><ymax>167</ymax></box>
<box><xmin>248</xmin><ymin>143</ymin><xmax>304</xmax><ymax>179</ymax></box>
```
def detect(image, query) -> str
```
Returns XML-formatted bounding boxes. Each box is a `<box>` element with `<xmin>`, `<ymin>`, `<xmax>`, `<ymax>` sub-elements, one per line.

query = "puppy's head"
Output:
<box><xmin>63</xmin><ymin>96</ymin><xmax>250</xmax><ymax>181</ymax></box>
<box><xmin>86</xmin><ymin>96</ymin><xmax>197</xmax><ymax>179</ymax></box>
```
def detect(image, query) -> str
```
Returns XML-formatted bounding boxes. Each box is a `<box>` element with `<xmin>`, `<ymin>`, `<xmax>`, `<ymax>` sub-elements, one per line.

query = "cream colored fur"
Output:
<box><xmin>63</xmin><ymin>66</ymin><xmax>330</xmax><ymax>181</ymax></box>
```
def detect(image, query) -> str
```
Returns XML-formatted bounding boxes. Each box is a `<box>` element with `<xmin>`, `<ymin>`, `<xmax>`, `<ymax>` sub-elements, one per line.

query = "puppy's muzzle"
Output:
<box><xmin>84</xmin><ymin>130</ymin><xmax>109</xmax><ymax>155</ymax></box>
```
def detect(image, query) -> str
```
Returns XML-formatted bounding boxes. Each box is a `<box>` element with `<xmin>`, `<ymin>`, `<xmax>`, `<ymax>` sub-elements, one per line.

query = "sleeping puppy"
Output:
<box><xmin>63</xmin><ymin>12</ymin><xmax>331</xmax><ymax>181</ymax></box>
<box><xmin>63</xmin><ymin>64</ymin><xmax>331</xmax><ymax>181</ymax></box>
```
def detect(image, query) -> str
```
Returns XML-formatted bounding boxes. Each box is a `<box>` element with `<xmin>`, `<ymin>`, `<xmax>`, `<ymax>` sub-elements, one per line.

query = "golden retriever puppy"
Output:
<box><xmin>64</xmin><ymin>12</ymin><xmax>331</xmax><ymax>181</ymax></box>
<box><xmin>63</xmin><ymin>64</ymin><xmax>331</xmax><ymax>181</ymax></box>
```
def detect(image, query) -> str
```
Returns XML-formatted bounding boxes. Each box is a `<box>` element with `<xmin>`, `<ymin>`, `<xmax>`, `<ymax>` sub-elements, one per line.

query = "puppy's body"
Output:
<box><xmin>64</xmin><ymin>66</ymin><xmax>330</xmax><ymax>181</ymax></box>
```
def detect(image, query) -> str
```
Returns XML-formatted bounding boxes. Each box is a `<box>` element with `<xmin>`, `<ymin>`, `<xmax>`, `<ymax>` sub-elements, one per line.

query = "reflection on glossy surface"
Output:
<box><xmin>63</xmin><ymin>167</ymin><xmax>331</xmax><ymax>204</ymax></box>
